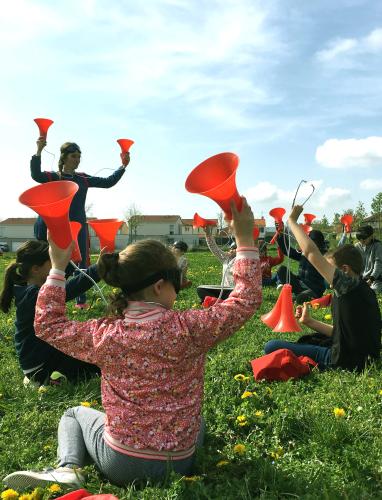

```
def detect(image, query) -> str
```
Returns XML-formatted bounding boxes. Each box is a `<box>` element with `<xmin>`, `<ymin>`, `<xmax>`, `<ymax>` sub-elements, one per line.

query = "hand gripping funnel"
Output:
<box><xmin>340</xmin><ymin>214</ymin><xmax>353</xmax><ymax>233</ymax></box>
<box><xmin>193</xmin><ymin>212</ymin><xmax>217</xmax><ymax>229</ymax></box>
<box><xmin>19</xmin><ymin>181</ymin><xmax>78</xmax><ymax>249</ymax></box>
<box><xmin>88</xmin><ymin>219</ymin><xmax>123</xmax><ymax>253</ymax></box>
<box><xmin>269</xmin><ymin>207</ymin><xmax>286</xmax><ymax>245</ymax></box>
<box><xmin>69</xmin><ymin>221</ymin><xmax>83</xmax><ymax>263</ymax></box>
<box><xmin>34</xmin><ymin>118</ymin><xmax>54</xmax><ymax>138</ymax></box>
<box><xmin>303</xmin><ymin>213</ymin><xmax>316</xmax><ymax>225</ymax></box>
<box><xmin>272</xmin><ymin>284</ymin><xmax>302</xmax><ymax>333</ymax></box>
<box><xmin>185</xmin><ymin>153</ymin><xmax>242</xmax><ymax>219</ymax></box>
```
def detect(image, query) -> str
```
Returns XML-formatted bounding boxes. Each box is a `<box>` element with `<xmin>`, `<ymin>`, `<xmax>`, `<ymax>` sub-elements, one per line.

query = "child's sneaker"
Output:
<box><xmin>75</xmin><ymin>303</ymin><xmax>89</xmax><ymax>310</ymax></box>
<box><xmin>3</xmin><ymin>467</ymin><xmax>85</xmax><ymax>490</ymax></box>
<box><xmin>23</xmin><ymin>376</ymin><xmax>40</xmax><ymax>389</ymax></box>
<box><xmin>276</xmin><ymin>284</ymin><xmax>283</xmax><ymax>291</ymax></box>
<box><xmin>49</xmin><ymin>371</ymin><xmax>67</xmax><ymax>386</ymax></box>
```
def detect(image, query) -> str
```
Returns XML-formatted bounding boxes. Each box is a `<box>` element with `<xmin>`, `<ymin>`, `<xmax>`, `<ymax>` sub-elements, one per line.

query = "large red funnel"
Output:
<box><xmin>261</xmin><ymin>287</ymin><xmax>285</xmax><ymax>329</ymax></box>
<box><xmin>69</xmin><ymin>221</ymin><xmax>83</xmax><ymax>263</ymax></box>
<box><xmin>117</xmin><ymin>139</ymin><xmax>134</xmax><ymax>166</ymax></box>
<box><xmin>301</xmin><ymin>224</ymin><xmax>312</xmax><ymax>235</ymax></box>
<box><xmin>310</xmin><ymin>294</ymin><xmax>332</xmax><ymax>308</ymax></box>
<box><xmin>88</xmin><ymin>219</ymin><xmax>123</xmax><ymax>253</ymax></box>
<box><xmin>193</xmin><ymin>212</ymin><xmax>217</xmax><ymax>229</ymax></box>
<box><xmin>19</xmin><ymin>181</ymin><xmax>78</xmax><ymax>249</ymax></box>
<box><xmin>272</xmin><ymin>284</ymin><xmax>302</xmax><ymax>333</ymax></box>
<box><xmin>34</xmin><ymin>118</ymin><xmax>54</xmax><ymax>138</ymax></box>
<box><xmin>340</xmin><ymin>214</ymin><xmax>353</xmax><ymax>233</ymax></box>
<box><xmin>185</xmin><ymin>153</ymin><xmax>242</xmax><ymax>219</ymax></box>
<box><xmin>269</xmin><ymin>207</ymin><xmax>286</xmax><ymax>244</ymax></box>
<box><xmin>304</xmin><ymin>213</ymin><xmax>316</xmax><ymax>225</ymax></box>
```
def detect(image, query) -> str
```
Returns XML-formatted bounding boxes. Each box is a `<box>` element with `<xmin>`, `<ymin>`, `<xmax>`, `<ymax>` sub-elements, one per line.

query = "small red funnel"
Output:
<box><xmin>253</xmin><ymin>226</ymin><xmax>260</xmax><ymax>240</ymax></box>
<box><xmin>310</xmin><ymin>294</ymin><xmax>332</xmax><ymax>308</ymax></box>
<box><xmin>193</xmin><ymin>212</ymin><xmax>217</xmax><ymax>229</ymax></box>
<box><xmin>301</xmin><ymin>224</ymin><xmax>313</xmax><ymax>235</ymax></box>
<box><xmin>34</xmin><ymin>118</ymin><xmax>54</xmax><ymax>138</ymax></box>
<box><xmin>19</xmin><ymin>181</ymin><xmax>78</xmax><ymax>249</ymax></box>
<box><xmin>88</xmin><ymin>219</ymin><xmax>123</xmax><ymax>253</ymax></box>
<box><xmin>269</xmin><ymin>207</ymin><xmax>286</xmax><ymax>244</ymax></box>
<box><xmin>117</xmin><ymin>139</ymin><xmax>134</xmax><ymax>166</ymax></box>
<box><xmin>261</xmin><ymin>287</ymin><xmax>285</xmax><ymax>329</ymax></box>
<box><xmin>69</xmin><ymin>221</ymin><xmax>83</xmax><ymax>263</ymax></box>
<box><xmin>185</xmin><ymin>153</ymin><xmax>242</xmax><ymax>220</ymax></box>
<box><xmin>340</xmin><ymin>214</ymin><xmax>353</xmax><ymax>233</ymax></box>
<box><xmin>304</xmin><ymin>213</ymin><xmax>316</xmax><ymax>225</ymax></box>
<box><xmin>273</xmin><ymin>284</ymin><xmax>302</xmax><ymax>333</ymax></box>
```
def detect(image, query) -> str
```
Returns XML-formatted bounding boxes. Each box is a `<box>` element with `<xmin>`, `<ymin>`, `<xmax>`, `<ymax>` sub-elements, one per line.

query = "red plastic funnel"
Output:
<box><xmin>34</xmin><ymin>118</ymin><xmax>54</xmax><ymax>138</ymax></box>
<box><xmin>117</xmin><ymin>139</ymin><xmax>134</xmax><ymax>153</ymax></box>
<box><xmin>261</xmin><ymin>286</ymin><xmax>284</xmax><ymax>329</ymax></box>
<box><xmin>19</xmin><ymin>181</ymin><xmax>78</xmax><ymax>249</ymax></box>
<box><xmin>69</xmin><ymin>221</ymin><xmax>82</xmax><ymax>263</ymax></box>
<box><xmin>304</xmin><ymin>213</ymin><xmax>316</xmax><ymax>225</ymax></box>
<box><xmin>301</xmin><ymin>224</ymin><xmax>312</xmax><ymax>235</ymax></box>
<box><xmin>269</xmin><ymin>207</ymin><xmax>286</xmax><ymax>244</ymax></box>
<box><xmin>88</xmin><ymin>219</ymin><xmax>123</xmax><ymax>253</ymax></box>
<box><xmin>253</xmin><ymin>226</ymin><xmax>260</xmax><ymax>240</ymax></box>
<box><xmin>340</xmin><ymin>214</ymin><xmax>353</xmax><ymax>233</ymax></box>
<box><xmin>310</xmin><ymin>294</ymin><xmax>332</xmax><ymax>308</ymax></box>
<box><xmin>193</xmin><ymin>212</ymin><xmax>217</xmax><ymax>229</ymax></box>
<box><xmin>185</xmin><ymin>153</ymin><xmax>242</xmax><ymax>220</ymax></box>
<box><xmin>273</xmin><ymin>284</ymin><xmax>302</xmax><ymax>333</ymax></box>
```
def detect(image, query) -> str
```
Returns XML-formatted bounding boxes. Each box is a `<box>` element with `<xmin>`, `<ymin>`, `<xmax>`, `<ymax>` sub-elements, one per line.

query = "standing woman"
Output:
<box><xmin>31</xmin><ymin>137</ymin><xmax>130</xmax><ymax>307</ymax></box>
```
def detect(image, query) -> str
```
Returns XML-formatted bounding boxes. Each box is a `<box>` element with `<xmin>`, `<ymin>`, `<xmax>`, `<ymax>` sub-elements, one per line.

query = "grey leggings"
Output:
<box><xmin>57</xmin><ymin>406</ymin><xmax>205</xmax><ymax>486</ymax></box>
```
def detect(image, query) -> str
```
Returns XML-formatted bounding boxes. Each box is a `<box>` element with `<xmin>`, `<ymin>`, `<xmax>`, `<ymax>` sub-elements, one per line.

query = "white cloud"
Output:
<box><xmin>317</xmin><ymin>187</ymin><xmax>351</xmax><ymax>208</ymax></box>
<box><xmin>316</xmin><ymin>137</ymin><xmax>382</xmax><ymax>169</ymax></box>
<box><xmin>245</xmin><ymin>179</ymin><xmax>323</xmax><ymax>205</ymax></box>
<box><xmin>316</xmin><ymin>28</ymin><xmax>382</xmax><ymax>63</ymax></box>
<box><xmin>360</xmin><ymin>179</ymin><xmax>382</xmax><ymax>190</ymax></box>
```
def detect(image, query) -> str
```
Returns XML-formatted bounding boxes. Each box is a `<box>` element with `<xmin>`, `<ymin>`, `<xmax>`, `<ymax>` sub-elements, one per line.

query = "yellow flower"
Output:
<box><xmin>265</xmin><ymin>387</ymin><xmax>272</xmax><ymax>395</ymax></box>
<box><xmin>112</xmin><ymin>288</ymin><xmax>119</xmax><ymax>293</ymax></box>
<box><xmin>324</xmin><ymin>313</ymin><xmax>332</xmax><ymax>321</ymax></box>
<box><xmin>270</xmin><ymin>446</ymin><xmax>284</xmax><ymax>460</ymax></box>
<box><xmin>43</xmin><ymin>444</ymin><xmax>52</xmax><ymax>451</ymax></box>
<box><xmin>29</xmin><ymin>488</ymin><xmax>43</xmax><ymax>500</ymax></box>
<box><xmin>236</xmin><ymin>415</ymin><xmax>247</xmax><ymax>423</ymax></box>
<box><xmin>241</xmin><ymin>391</ymin><xmax>253</xmax><ymax>399</ymax></box>
<box><xmin>333</xmin><ymin>407</ymin><xmax>346</xmax><ymax>418</ymax></box>
<box><xmin>19</xmin><ymin>495</ymin><xmax>31</xmax><ymax>500</ymax></box>
<box><xmin>38</xmin><ymin>386</ymin><xmax>47</xmax><ymax>394</ymax></box>
<box><xmin>216</xmin><ymin>460</ymin><xmax>230</xmax><ymax>467</ymax></box>
<box><xmin>234</xmin><ymin>374</ymin><xmax>250</xmax><ymax>382</ymax></box>
<box><xmin>378</xmin><ymin>390</ymin><xmax>382</xmax><ymax>396</ymax></box>
<box><xmin>233</xmin><ymin>443</ymin><xmax>246</xmax><ymax>455</ymax></box>
<box><xmin>80</xmin><ymin>401</ymin><xmax>91</xmax><ymax>407</ymax></box>
<box><xmin>255</xmin><ymin>410</ymin><xmax>264</xmax><ymax>417</ymax></box>
<box><xmin>183</xmin><ymin>475</ymin><xmax>202</xmax><ymax>481</ymax></box>
<box><xmin>1</xmin><ymin>489</ymin><xmax>19</xmax><ymax>500</ymax></box>
<box><xmin>7</xmin><ymin>318</ymin><xmax>13</xmax><ymax>325</ymax></box>
<box><xmin>48</xmin><ymin>485</ymin><xmax>61</xmax><ymax>494</ymax></box>
<box><xmin>238</xmin><ymin>421</ymin><xmax>249</xmax><ymax>427</ymax></box>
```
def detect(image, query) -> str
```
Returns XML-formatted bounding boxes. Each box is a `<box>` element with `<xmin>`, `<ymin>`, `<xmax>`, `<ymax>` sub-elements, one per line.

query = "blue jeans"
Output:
<box><xmin>264</xmin><ymin>339</ymin><xmax>331</xmax><ymax>370</ymax></box>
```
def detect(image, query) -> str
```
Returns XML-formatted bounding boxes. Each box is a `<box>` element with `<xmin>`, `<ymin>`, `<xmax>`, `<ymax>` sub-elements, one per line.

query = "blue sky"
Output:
<box><xmin>1</xmin><ymin>0</ymin><xmax>382</xmax><ymax>225</ymax></box>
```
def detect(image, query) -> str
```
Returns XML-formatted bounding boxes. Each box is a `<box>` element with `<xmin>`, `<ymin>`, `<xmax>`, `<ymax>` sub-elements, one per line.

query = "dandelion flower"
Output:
<box><xmin>236</xmin><ymin>415</ymin><xmax>247</xmax><ymax>423</ymax></box>
<box><xmin>379</xmin><ymin>389</ymin><xmax>382</xmax><ymax>396</ymax></box>
<box><xmin>112</xmin><ymin>288</ymin><xmax>119</xmax><ymax>293</ymax></box>
<box><xmin>38</xmin><ymin>386</ymin><xmax>47</xmax><ymax>394</ymax></box>
<box><xmin>1</xmin><ymin>489</ymin><xmax>19</xmax><ymax>500</ymax></box>
<box><xmin>47</xmin><ymin>485</ymin><xmax>61</xmax><ymax>494</ymax></box>
<box><xmin>43</xmin><ymin>444</ymin><xmax>52</xmax><ymax>451</ymax></box>
<box><xmin>19</xmin><ymin>495</ymin><xmax>31</xmax><ymax>500</ymax></box>
<box><xmin>233</xmin><ymin>443</ymin><xmax>246</xmax><ymax>455</ymax></box>
<box><xmin>270</xmin><ymin>446</ymin><xmax>284</xmax><ymax>459</ymax></box>
<box><xmin>29</xmin><ymin>488</ymin><xmax>43</xmax><ymax>500</ymax></box>
<box><xmin>241</xmin><ymin>391</ymin><xmax>253</xmax><ymax>399</ymax></box>
<box><xmin>238</xmin><ymin>421</ymin><xmax>249</xmax><ymax>427</ymax></box>
<box><xmin>324</xmin><ymin>313</ymin><xmax>332</xmax><ymax>321</ymax></box>
<box><xmin>333</xmin><ymin>407</ymin><xmax>346</xmax><ymax>418</ymax></box>
<box><xmin>234</xmin><ymin>374</ymin><xmax>250</xmax><ymax>382</ymax></box>
<box><xmin>7</xmin><ymin>318</ymin><xmax>13</xmax><ymax>325</ymax></box>
<box><xmin>216</xmin><ymin>460</ymin><xmax>230</xmax><ymax>467</ymax></box>
<box><xmin>255</xmin><ymin>410</ymin><xmax>264</xmax><ymax>418</ymax></box>
<box><xmin>80</xmin><ymin>401</ymin><xmax>91</xmax><ymax>407</ymax></box>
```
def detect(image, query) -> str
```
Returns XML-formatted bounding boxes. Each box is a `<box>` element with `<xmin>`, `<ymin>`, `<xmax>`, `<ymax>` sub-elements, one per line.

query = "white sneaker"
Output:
<box><xmin>3</xmin><ymin>467</ymin><xmax>84</xmax><ymax>490</ymax></box>
<box><xmin>276</xmin><ymin>284</ymin><xmax>283</xmax><ymax>290</ymax></box>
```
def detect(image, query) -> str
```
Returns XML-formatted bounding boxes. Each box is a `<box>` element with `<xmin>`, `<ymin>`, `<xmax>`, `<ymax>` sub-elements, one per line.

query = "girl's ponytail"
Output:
<box><xmin>0</xmin><ymin>263</ymin><xmax>21</xmax><ymax>312</ymax></box>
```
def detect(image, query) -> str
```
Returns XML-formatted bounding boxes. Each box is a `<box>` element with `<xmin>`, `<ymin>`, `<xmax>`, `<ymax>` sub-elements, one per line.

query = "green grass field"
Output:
<box><xmin>0</xmin><ymin>251</ymin><xmax>382</xmax><ymax>500</ymax></box>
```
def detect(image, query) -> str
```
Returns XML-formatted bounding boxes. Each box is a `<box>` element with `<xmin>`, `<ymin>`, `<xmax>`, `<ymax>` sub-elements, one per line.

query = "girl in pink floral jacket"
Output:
<box><xmin>3</xmin><ymin>199</ymin><xmax>261</xmax><ymax>489</ymax></box>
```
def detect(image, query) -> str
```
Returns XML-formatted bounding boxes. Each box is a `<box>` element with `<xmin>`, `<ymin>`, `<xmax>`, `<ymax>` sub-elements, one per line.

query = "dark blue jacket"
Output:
<box><xmin>30</xmin><ymin>155</ymin><xmax>125</xmax><ymax>240</ymax></box>
<box><xmin>277</xmin><ymin>234</ymin><xmax>326</xmax><ymax>297</ymax></box>
<box><xmin>13</xmin><ymin>265</ymin><xmax>99</xmax><ymax>371</ymax></box>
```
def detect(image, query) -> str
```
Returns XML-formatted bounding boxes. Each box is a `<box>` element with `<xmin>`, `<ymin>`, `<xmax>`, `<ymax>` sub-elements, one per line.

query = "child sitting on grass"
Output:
<box><xmin>0</xmin><ymin>240</ymin><xmax>100</xmax><ymax>386</ymax></box>
<box><xmin>171</xmin><ymin>240</ymin><xmax>192</xmax><ymax>289</ymax></box>
<box><xmin>258</xmin><ymin>239</ymin><xmax>284</xmax><ymax>286</ymax></box>
<box><xmin>3</xmin><ymin>198</ymin><xmax>261</xmax><ymax>489</ymax></box>
<box><xmin>264</xmin><ymin>205</ymin><xmax>381</xmax><ymax>372</ymax></box>
<box><xmin>204</xmin><ymin>225</ymin><xmax>237</xmax><ymax>286</ymax></box>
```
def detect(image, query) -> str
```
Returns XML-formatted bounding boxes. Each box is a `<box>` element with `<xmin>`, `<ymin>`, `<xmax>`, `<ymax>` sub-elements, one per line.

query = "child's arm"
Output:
<box><xmin>276</xmin><ymin>233</ymin><xmax>301</xmax><ymax>261</ymax></box>
<box><xmin>288</xmin><ymin>205</ymin><xmax>335</xmax><ymax>285</ymax></box>
<box><xmin>86</xmin><ymin>167</ymin><xmax>126</xmax><ymax>188</ymax></box>
<box><xmin>205</xmin><ymin>227</ymin><xmax>229</xmax><ymax>263</ymax></box>
<box><xmin>30</xmin><ymin>154</ymin><xmax>59</xmax><ymax>183</ymax></box>
<box><xmin>64</xmin><ymin>264</ymin><xmax>100</xmax><ymax>302</ymax></box>
<box><xmin>368</xmin><ymin>242</ymin><xmax>382</xmax><ymax>282</ymax></box>
<box><xmin>296</xmin><ymin>303</ymin><xmax>333</xmax><ymax>337</ymax></box>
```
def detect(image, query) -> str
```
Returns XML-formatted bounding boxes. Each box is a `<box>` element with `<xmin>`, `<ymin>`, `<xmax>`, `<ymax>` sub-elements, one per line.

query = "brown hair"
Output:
<box><xmin>0</xmin><ymin>240</ymin><xmax>50</xmax><ymax>313</ymax></box>
<box><xmin>327</xmin><ymin>244</ymin><xmax>363</xmax><ymax>275</ymax></box>
<box><xmin>97</xmin><ymin>239</ymin><xmax>177</xmax><ymax>316</ymax></box>
<box><xmin>58</xmin><ymin>142</ymin><xmax>81</xmax><ymax>177</ymax></box>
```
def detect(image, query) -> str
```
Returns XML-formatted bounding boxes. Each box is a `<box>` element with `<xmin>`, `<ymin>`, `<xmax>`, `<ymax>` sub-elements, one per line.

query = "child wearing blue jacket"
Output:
<box><xmin>31</xmin><ymin>137</ymin><xmax>130</xmax><ymax>307</ymax></box>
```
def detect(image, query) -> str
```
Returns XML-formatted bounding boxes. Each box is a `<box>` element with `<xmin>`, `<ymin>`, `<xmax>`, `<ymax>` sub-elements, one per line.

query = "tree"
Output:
<box><xmin>332</xmin><ymin>213</ymin><xmax>340</xmax><ymax>225</ymax></box>
<box><xmin>354</xmin><ymin>201</ymin><xmax>368</xmax><ymax>225</ymax></box>
<box><xmin>371</xmin><ymin>192</ymin><xmax>382</xmax><ymax>236</ymax></box>
<box><xmin>124</xmin><ymin>203</ymin><xmax>142</xmax><ymax>243</ymax></box>
<box><xmin>314</xmin><ymin>214</ymin><xmax>330</xmax><ymax>232</ymax></box>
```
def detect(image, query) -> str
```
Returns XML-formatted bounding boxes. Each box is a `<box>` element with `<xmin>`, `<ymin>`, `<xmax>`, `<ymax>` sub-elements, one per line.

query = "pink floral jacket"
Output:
<box><xmin>34</xmin><ymin>249</ymin><xmax>261</xmax><ymax>459</ymax></box>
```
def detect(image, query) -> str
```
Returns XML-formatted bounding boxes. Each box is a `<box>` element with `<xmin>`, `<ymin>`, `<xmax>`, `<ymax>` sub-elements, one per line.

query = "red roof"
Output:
<box><xmin>0</xmin><ymin>218</ymin><xmax>37</xmax><ymax>225</ymax></box>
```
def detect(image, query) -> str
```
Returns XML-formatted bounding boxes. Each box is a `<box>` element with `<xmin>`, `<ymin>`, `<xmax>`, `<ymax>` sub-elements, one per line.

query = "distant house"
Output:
<box><xmin>0</xmin><ymin>218</ymin><xmax>36</xmax><ymax>251</ymax></box>
<box><xmin>362</xmin><ymin>213</ymin><xmax>381</xmax><ymax>232</ymax></box>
